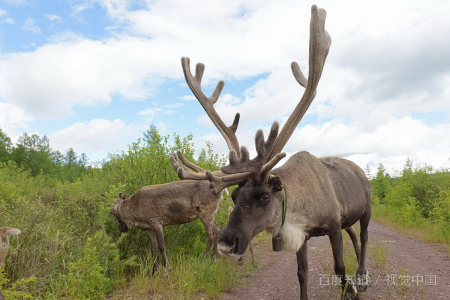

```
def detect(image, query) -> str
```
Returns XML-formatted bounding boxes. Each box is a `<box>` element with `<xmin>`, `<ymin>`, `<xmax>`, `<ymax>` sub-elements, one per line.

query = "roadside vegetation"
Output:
<box><xmin>369</xmin><ymin>160</ymin><xmax>450</xmax><ymax>244</ymax></box>
<box><xmin>0</xmin><ymin>127</ymin><xmax>250</xmax><ymax>299</ymax></box>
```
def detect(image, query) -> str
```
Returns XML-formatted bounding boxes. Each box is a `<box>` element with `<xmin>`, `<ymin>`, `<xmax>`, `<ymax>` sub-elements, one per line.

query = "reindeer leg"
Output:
<box><xmin>199</xmin><ymin>214</ymin><xmax>220</xmax><ymax>257</ymax></box>
<box><xmin>328</xmin><ymin>226</ymin><xmax>359</xmax><ymax>300</ymax></box>
<box><xmin>356</xmin><ymin>210</ymin><xmax>371</xmax><ymax>292</ymax></box>
<box><xmin>154</xmin><ymin>224</ymin><xmax>170</xmax><ymax>272</ymax></box>
<box><xmin>345</xmin><ymin>227</ymin><xmax>360</xmax><ymax>264</ymax></box>
<box><xmin>249</xmin><ymin>240</ymin><xmax>254</xmax><ymax>262</ymax></box>
<box><xmin>148</xmin><ymin>230</ymin><xmax>159</xmax><ymax>275</ymax></box>
<box><xmin>296</xmin><ymin>239</ymin><xmax>308</xmax><ymax>300</ymax></box>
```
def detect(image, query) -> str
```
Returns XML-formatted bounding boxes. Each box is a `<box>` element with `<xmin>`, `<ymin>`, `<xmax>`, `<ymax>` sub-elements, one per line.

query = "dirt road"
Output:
<box><xmin>218</xmin><ymin>221</ymin><xmax>449</xmax><ymax>300</ymax></box>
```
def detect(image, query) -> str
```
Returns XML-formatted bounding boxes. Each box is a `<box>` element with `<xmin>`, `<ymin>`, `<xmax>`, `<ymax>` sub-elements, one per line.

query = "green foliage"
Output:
<box><xmin>371</xmin><ymin>163</ymin><xmax>392</xmax><ymax>203</ymax></box>
<box><xmin>0</xmin><ymin>267</ymin><xmax>37</xmax><ymax>300</ymax></box>
<box><xmin>51</xmin><ymin>231</ymin><xmax>124</xmax><ymax>299</ymax></box>
<box><xmin>0</xmin><ymin>128</ymin><xmax>13</xmax><ymax>163</ymax></box>
<box><xmin>0</xmin><ymin>126</ymin><xmax>238</xmax><ymax>298</ymax></box>
<box><xmin>371</xmin><ymin>159</ymin><xmax>450</xmax><ymax>243</ymax></box>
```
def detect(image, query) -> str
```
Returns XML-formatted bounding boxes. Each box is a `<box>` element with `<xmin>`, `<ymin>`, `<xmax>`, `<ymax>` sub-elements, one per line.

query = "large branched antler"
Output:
<box><xmin>181</xmin><ymin>57</ymin><xmax>241</xmax><ymax>157</ymax></box>
<box><xmin>269</xmin><ymin>5</ymin><xmax>331</xmax><ymax>159</ymax></box>
<box><xmin>171</xmin><ymin>5</ymin><xmax>330</xmax><ymax>193</ymax></box>
<box><xmin>170</xmin><ymin>58</ymin><xmax>243</xmax><ymax>184</ymax></box>
<box><xmin>206</xmin><ymin>5</ymin><xmax>330</xmax><ymax>190</ymax></box>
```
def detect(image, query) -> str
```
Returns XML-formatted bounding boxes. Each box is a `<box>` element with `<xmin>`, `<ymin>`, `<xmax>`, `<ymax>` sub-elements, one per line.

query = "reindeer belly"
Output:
<box><xmin>163</xmin><ymin>202</ymin><xmax>198</xmax><ymax>225</ymax></box>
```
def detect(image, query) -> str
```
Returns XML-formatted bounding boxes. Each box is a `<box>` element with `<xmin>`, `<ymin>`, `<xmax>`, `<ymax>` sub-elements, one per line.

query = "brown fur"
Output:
<box><xmin>0</xmin><ymin>227</ymin><xmax>21</xmax><ymax>299</ymax></box>
<box><xmin>110</xmin><ymin>180</ymin><xmax>222</xmax><ymax>274</ymax></box>
<box><xmin>0</xmin><ymin>227</ymin><xmax>21</xmax><ymax>268</ymax></box>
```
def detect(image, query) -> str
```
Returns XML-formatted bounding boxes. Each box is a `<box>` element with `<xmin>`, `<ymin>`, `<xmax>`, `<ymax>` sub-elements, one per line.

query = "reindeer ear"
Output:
<box><xmin>268</xmin><ymin>175</ymin><xmax>283</xmax><ymax>191</ymax></box>
<box><xmin>6</xmin><ymin>228</ymin><xmax>21</xmax><ymax>236</ymax></box>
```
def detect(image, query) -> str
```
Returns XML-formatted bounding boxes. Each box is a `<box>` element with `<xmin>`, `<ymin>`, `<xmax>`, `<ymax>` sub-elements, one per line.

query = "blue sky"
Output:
<box><xmin>1</xmin><ymin>0</ymin><xmax>449</xmax><ymax>175</ymax></box>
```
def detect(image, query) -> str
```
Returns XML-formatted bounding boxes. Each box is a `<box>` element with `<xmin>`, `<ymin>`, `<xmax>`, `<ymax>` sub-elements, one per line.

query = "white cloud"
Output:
<box><xmin>1</xmin><ymin>0</ymin><xmax>449</xmax><ymax>171</ymax></box>
<box><xmin>1</xmin><ymin>0</ymin><xmax>28</xmax><ymax>5</ymax></box>
<box><xmin>45</xmin><ymin>14</ymin><xmax>62</xmax><ymax>22</ymax></box>
<box><xmin>49</xmin><ymin>118</ymin><xmax>141</xmax><ymax>160</ymax></box>
<box><xmin>165</xmin><ymin>102</ymin><xmax>184</xmax><ymax>108</ymax></box>
<box><xmin>0</xmin><ymin>102</ymin><xmax>33</xmax><ymax>138</ymax></box>
<box><xmin>201</xmin><ymin>115</ymin><xmax>450</xmax><ymax>177</ymax></box>
<box><xmin>138</xmin><ymin>108</ymin><xmax>162</xmax><ymax>123</ymax></box>
<box><xmin>0</xmin><ymin>9</ymin><xmax>15</xmax><ymax>24</ymax></box>
<box><xmin>178</xmin><ymin>95</ymin><xmax>196</xmax><ymax>101</ymax></box>
<box><xmin>0</xmin><ymin>37</ymin><xmax>167</xmax><ymax>118</ymax></box>
<box><xmin>22</xmin><ymin>18</ymin><xmax>41</xmax><ymax>34</ymax></box>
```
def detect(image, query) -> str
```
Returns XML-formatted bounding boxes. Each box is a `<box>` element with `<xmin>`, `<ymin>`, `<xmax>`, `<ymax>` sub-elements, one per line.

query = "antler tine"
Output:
<box><xmin>176</xmin><ymin>150</ymin><xmax>205</xmax><ymax>173</ymax></box>
<box><xmin>169</xmin><ymin>152</ymin><xmax>205</xmax><ymax>180</ymax></box>
<box><xmin>181</xmin><ymin>57</ymin><xmax>241</xmax><ymax>156</ymax></box>
<box><xmin>260</xmin><ymin>152</ymin><xmax>287</xmax><ymax>180</ymax></box>
<box><xmin>269</xmin><ymin>5</ymin><xmax>331</xmax><ymax>159</ymax></box>
<box><xmin>206</xmin><ymin>171</ymin><xmax>253</xmax><ymax>195</ymax></box>
<box><xmin>222</xmin><ymin>122</ymin><xmax>280</xmax><ymax>176</ymax></box>
<box><xmin>170</xmin><ymin>151</ymin><xmax>226</xmax><ymax>181</ymax></box>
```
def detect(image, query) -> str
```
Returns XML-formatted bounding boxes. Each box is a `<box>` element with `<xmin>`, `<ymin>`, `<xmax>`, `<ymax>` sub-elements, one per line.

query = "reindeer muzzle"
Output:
<box><xmin>118</xmin><ymin>220</ymin><xmax>129</xmax><ymax>233</ymax></box>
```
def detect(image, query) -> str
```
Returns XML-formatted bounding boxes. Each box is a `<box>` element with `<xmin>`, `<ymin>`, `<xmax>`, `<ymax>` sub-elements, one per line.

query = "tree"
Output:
<box><xmin>11</xmin><ymin>133</ymin><xmax>53</xmax><ymax>176</ymax></box>
<box><xmin>0</xmin><ymin>128</ymin><xmax>12</xmax><ymax>162</ymax></box>
<box><xmin>64</xmin><ymin>148</ymin><xmax>78</xmax><ymax>169</ymax></box>
<box><xmin>365</xmin><ymin>164</ymin><xmax>372</xmax><ymax>180</ymax></box>
<box><xmin>143</xmin><ymin>125</ymin><xmax>160</xmax><ymax>144</ymax></box>
<box><xmin>372</xmin><ymin>163</ymin><xmax>392</xmax><ymax>203</ymax></box>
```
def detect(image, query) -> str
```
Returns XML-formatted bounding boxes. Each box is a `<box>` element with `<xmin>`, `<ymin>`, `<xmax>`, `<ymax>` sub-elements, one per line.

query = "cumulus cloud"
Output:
<box><xmin>1</xmin><ymin>0</ymin><xmax>449</xmax><ymax>172</ymax></box>
<box><xmin>0</xmin><ymin>102</ymin><xmax>33</xmax><ymax>137</ymax></box>
<box><xmin>202</xmin><ymin>115</ymin><xmax>450</xmax><ymax>177</ymax></box>
<box><xmin>49</xmin><ymin>118</ymin><xmax>141</xmax><ymax>160</ymax></box>
<box><xmin>0</xmin><ymin>37</ymin><xmax>165</xmax><ymax>118</ymax></box>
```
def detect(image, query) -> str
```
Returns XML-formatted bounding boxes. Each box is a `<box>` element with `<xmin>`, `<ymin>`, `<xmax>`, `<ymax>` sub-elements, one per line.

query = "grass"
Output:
<box><xmin>109</xmin><ymin>254</ymin><xmax>255</xmax><ymax>299</ymax></box>
<box><xmin>368</xmin><ymin>241</ymin><xmax>390</xmax><ymax>272</ymax></box>
<box><xmin>372</xmin><ymin>205</ymin><xmax>450</xmax><ymax>258</ymax></box>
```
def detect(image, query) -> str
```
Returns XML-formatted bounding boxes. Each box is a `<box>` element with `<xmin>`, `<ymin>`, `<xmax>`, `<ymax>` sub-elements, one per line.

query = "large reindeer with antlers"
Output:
<box><xmin>170</xmin><ymin>5</ymin><xmax>371</xmax><ymax>300</ymax></box>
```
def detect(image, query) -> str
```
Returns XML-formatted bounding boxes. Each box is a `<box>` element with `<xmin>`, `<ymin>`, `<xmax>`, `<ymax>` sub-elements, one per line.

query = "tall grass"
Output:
<box><xmin>0</xmin><ymin>132</ymin><xmax>247</xmax><ymax>299</ymax></box>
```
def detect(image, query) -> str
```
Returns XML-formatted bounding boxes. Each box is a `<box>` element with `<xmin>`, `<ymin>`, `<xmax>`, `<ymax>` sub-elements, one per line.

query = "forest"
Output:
<box><xmin>0</xmin><ymin>127</ymin><xmax>449</xmax><ymax>299</ymax></box>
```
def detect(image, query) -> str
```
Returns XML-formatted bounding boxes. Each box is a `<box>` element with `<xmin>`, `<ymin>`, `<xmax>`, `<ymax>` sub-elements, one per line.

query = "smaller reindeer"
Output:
<box><xmin>109</xmin><ymin>177</ymin><xmax>226</xmax><ymax>275</ymax></box>
<box><xmin>0</xmin><ymin>227</ymin><xmax>21</xmax><ymax>300</ymax></box>
<box><xmin>0</xmin><ymin>227</ymin><xmax>21</xmax><ymax>268</ymax></box>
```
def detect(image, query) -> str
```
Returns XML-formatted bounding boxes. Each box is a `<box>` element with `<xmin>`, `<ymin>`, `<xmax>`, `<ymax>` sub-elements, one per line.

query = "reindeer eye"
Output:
<box><xmin>258</xmin><ymin>193</ymin><xmax>270</xmax><ymax>206</ymax></box>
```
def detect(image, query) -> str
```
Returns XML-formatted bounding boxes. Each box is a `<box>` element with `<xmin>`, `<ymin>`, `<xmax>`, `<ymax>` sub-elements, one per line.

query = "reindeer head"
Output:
<box><xmin>170</xmin><ymin>5</ymin><xmax>330</xmax><ymax>258</ymax></box>
<box><xmin>0</xmin><ymin>227</ymin><xmax>21</xmax><ymax>266</ymax></box>
<box><xmin>107</xmin><ymin>193</ymin><xmax>129</xmax><ymax>233</ymax></box>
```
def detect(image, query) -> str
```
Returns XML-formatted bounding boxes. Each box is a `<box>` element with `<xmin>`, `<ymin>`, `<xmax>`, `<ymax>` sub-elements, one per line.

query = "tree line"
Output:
<box><xmin>0</xmin><ymin>128</ymin><xmax>90</xmax><ymax>181</ymax></box>
<box><xmin>370</xmin><ymin>159</ymin><xmax>450</xmax><ymax>243</ymax></box>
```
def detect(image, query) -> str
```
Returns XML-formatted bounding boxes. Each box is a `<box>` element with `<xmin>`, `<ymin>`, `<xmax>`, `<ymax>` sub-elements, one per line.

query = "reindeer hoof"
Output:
<box><xmin>356</xmin><ymin>271</ymin><xmax>369</xmax><ymax>292</ymax></box>
<box><xmin>342</xmin><ymin>284</ymin><xmax>359</xmax><ymax>300</ymax></box>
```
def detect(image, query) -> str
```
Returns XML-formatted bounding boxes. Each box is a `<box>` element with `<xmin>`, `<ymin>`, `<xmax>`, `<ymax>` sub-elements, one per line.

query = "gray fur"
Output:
<box><xmin>110</xmin><ymin>180</ymin><xmax>222</xmax><ymax>275</ymax></box>
<box><xmin>220</xmin><ymin>151</ymin><xmax>371</xmax><ymax>300</ymax></box>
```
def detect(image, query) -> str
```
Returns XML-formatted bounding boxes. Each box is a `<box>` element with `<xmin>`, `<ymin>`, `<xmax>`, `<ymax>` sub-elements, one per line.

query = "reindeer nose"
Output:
<box><xmin>218</xmin><ymin>228</ymin><xmax>245</xmax><ymax>257</ymax></box>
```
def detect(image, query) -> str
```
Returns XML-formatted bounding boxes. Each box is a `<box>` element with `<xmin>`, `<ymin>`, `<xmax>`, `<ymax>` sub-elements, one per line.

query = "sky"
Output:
<box><xmin>0</xmin><ymin>0</ymin><xmax>449</xmax><ymax>176</ymax></box>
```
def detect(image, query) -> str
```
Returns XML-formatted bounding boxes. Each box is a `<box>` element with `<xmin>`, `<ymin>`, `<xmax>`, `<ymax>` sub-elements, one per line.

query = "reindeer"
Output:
<box><xmin>0</xmin><ymin>227</ymin><xmax>21</xmax><ymax>300</ymax></box>
<box><xmin>0</xmin><ymin>227</ymin><xmax>21</xmax><ymax>268</ymax></box>
<box><xmin>109</xmin><ymin>182</ymin><xmax>224</xmax><ymax>275</ymax></box>
<box><xmin>170</xmin><ymin>6</ymin><xmax>371</xmax><ymax>300</ymax></box>
<box><xmin>110</xmin><ymin>39</ymin><xmax>252</xmax><ymax>274</ymax></box>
